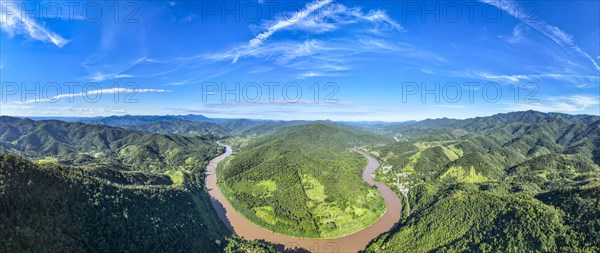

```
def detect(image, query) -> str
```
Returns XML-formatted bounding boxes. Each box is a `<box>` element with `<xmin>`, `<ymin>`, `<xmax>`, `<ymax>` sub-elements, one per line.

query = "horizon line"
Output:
<box><xmin>2</xmin><ymin>110</ymin><xmax>598</xmax><ymax>124</ymax></box>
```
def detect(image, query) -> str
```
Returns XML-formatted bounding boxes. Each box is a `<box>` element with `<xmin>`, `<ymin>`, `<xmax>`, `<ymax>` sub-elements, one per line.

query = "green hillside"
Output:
<box><xmin>3</xmin><ymin>111</ymin><xmax>600</xmax><ymax>252</ymax></box>
<box><xmin>0</xmin><ymin>154</ymin><xmax>230</xmax><ymax>252</ymax></box>
<box><xmin>0</xmin><ymin>116</ymin><xmax>221</xmax><ymax>173</ymax></box>
<box><xmin>367</xmin><ymin>111</ymin><xmax>600</xmax><ymax>252</ymax></box>
<box><xmin>122</xmin><ymin>119</ymin><xmax>230</xmax><ymax>139</ymax></box>
<box><xmin>219</xmin><ymin>122</ymin><xmax>386</xmax><ymax>238</ymax></box>
<box><xmin>0</xmin><ymin>117</ymin><xmax>280</xmax><ymax>253</ymax></box>
<box><xmin>79</xmin><ymin>114</ymin><xmax>308</xmax><ymax>138</ymax></box>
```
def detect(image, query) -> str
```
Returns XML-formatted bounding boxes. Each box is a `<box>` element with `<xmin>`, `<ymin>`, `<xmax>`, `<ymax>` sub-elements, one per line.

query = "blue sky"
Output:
<box><xmin>0</xmin><ymin>0</ymin><xmax>598</xmax><ymax>121</ymax></box>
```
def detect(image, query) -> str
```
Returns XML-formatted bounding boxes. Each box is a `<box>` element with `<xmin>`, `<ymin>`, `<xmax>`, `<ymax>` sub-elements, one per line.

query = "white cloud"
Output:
<box><xmin>506</xmin><ymin>95</ymin><xmax>600</xmax><ymax>112</ymax></box>
<box><xmin>277</xmin><ymin>39</ymin><xmax>324</xmax><ymax>64</ymax></box>
<box><xmin>249</xmin><ymin>0</ymin><xmax>333</xmax><ymax>47</ymax></box>
<box><xmin>141</xmin><ymin>0</ymin><xmax>419</xmax><ymax>81</ymax></box>
<box><xmin>21</xmin><ymin>87</ymin><xmax>172</xmax><ymax>104</ymax></box>
<box><xmin>90</xmin><ymin>73</ymin><xmax>135</xmax><ymax>82</ymax></box>
<box><xmin>359</xmin><ymin>38</ymin><xmax>446</xmax><ymax>61</ymax></box>
<box><xmin>506</xmin><ymin>24</ymin><xmax>524</xmax><ymax>43</ymax></box>
<box><xmin>270</xmin><ymin>3</ymin><xmax>403</xmax><ymax>35</ymax></box>
<box><xmin>208</xmin><ymin>36</ymin><xmax>441</xmax><ymax>78</ymax></box>
<box><xmin>207</xmin><ymin>39</ymin><xmax>347</xmax><ymax>77</ymax></box>
<box><xmin>86</xmin><ymin>57</ymin><xmax>147</xmax><ymax>81</ymax></box>
<box><xmin>480</xmin><ymin>0</ymin><xmax>600</xmax><ymax>70</ymax></box>
<box><xmin>247</xmin><ymin>66</ymin><xmax>274</xmax><ymax>74</ymax></box>
<box><xmin>207</xmin><ymin>0</ymin><xmax>407</xmax><ymax>78</ymax></box>
<box><xmin>39</xmin><ymin>106</ymin><xmax>128</xmax><ymax>116</ymax></box>
<box><xmin>161</xmin><ymin>80</ymin><xmax>190</xmax><ymax>86</ymax></box>
<box><xmin>1</xmin><ymin>104</ymin><xmax>37</xmax><ymax>109</ymax></box>
<box><xmin>298</xmin><ymin>71</ymin><xmax>344</xmax><ymax>78</ymax></box>
<box><xmin>461</xmin><ymin>70</ymin><xmax>600</xmax><ymax>84</ymax></box>
<box><xmin>0</xmin><ymin>6</ymin><xmax>68</xmax><ymax>47</ymax></box>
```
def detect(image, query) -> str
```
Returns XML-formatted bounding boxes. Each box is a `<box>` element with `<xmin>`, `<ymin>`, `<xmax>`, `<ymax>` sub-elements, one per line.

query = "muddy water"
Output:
<box><xmin>205</xmin><ymin>145</ymin><xmax>402</xmax><ymax>253</ymax></box>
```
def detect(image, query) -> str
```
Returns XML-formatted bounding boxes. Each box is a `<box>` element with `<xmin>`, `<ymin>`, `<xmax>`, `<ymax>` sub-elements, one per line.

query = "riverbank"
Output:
<box><xmin>205</xmin><ymin>144</ymin><xmax>402</xmax><ymax>252</ymax></box>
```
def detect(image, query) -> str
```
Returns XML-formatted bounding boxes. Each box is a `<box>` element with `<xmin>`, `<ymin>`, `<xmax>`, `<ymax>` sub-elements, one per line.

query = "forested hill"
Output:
<box><xmin>4</xmin><ymin>111</ymin><xmax>599</xmax><ymax>252</ymax></box>
<box><xmin>0</xmin><ymin>116</ymin><xmax>221</xmax><ymax>172</ymax></box>
<box><xmin>0</xmin><ymin>117</ymin><xmax>280</xmax><ymax>253</ymax></box>
<box><xmin>0</xmin><ymin>154</ymin><xmax>230</xmax><ymax>252</ymax></box>
<box><xmin>74</xmin><ymin>114</ymin><xmax>309</xmax><ymax>137</ymax></box>
<box><xmin>219</xmin><ymin>122</ymin><xmax>387</xmax><ymax>238</ymax></box>
<box><xmin>243</xmin><ymin>122</ymin><xmax>387</xmax><ymax>150</ymax></box>
<box><xmin>120</xmin><ymin>119</ymin><xmax>230</xmax><ymax>139</ymax></box>
<box><xmin>367</xmin><ymin>111</ymin><xmax>600</xmax><ymax>252</ymax></box>
<box><xmin>389</xmin><ymin>110</ymin><xmax>600</xmax><ymax>142</ymax></box>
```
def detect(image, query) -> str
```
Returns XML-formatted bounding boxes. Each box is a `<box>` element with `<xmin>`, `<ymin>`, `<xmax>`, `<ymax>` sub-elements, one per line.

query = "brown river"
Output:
<box><xmin>205</xmin><ymin>145</ymin><xmax>402</xmax><ymax>252</ymax></box>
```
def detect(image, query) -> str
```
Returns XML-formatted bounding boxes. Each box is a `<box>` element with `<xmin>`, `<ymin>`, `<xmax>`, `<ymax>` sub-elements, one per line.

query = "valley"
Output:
<box><xmin>1</xmin><ymin>111</ymin><xmax>600</xmax><ymax>252</ymax></box>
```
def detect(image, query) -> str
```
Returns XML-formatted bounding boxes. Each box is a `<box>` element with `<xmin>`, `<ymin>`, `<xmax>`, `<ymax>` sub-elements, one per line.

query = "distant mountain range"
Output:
<box><xmin>25</xmin><ymin>114</ymin><xmax>313</xmax><ymax>138</ymax></box>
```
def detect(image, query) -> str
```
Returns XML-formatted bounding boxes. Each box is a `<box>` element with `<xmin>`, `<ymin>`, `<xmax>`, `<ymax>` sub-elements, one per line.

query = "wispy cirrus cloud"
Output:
<box><xmin>85</xmin><ymin>57</ymin><xmax>147</xmax><ymax>82</ymax></box>
<box><xmin>81</xmin><ymin>15</ymin><xmax>149</xmax><ymax>82</ymax></box>
<box><xmin>358</xmin><ymin>38</ymin><xmax>446</xmax><ymax>61</ymax></box>
<box><xmin>458</xmin><ymin>70</ymin><xmax>600</xmax><ymax>85</ymax></box>
<box><xmin>120</xmin><ymin>0</ymin><xmax>416</xmax><ymax>81</ymax></box>
<box><xmin>481</xmin><ymin>0</ymin><xmax>600</xmax><ymax>70</ymax></box>
<box><xmin>203</xmin><ymin>99</ymin><xmax>353</xmax><ymax>108</ymax></box>
<box><xmin>256</xmin><ymin>2</ymin><xmax>403</xmax><ymax>36</ymax></box>
<box><xmin>34</xmin><ymin>106</ymin><xmax>128</xmax><ymax>116</ymax></box>
<box><xmin>21</xmin><ymin>87</ymin><xmax>171</xmax><ymax>104</ymax></box>
<box><xmin>84</xmin><ymin>56</ymin><xmax>184</xmax><ymax>83</ymax></box>
<box><xmin>505</xmin><ymin>24</ymin><xmax>524</xmax><ymax>43</ymax></box>
<box><xmin>505</xmin><ymin>95</ymin><xmax>600</xmax><ymax>113</ymax></box>
<box><xmin>205</xmin><ymin>0</ymin><xmax>412</xmax><ymax>78</ymax></box>
<box><xmin>249</xmin><ymin>0</ymin><xmax>334</xmax><ymax>47</ymax></box>
<box><xmin>0</xmin><ymin>5</ymin><xmax>68</xmax><ymax>47</ymax></box>
<box><xmin>1</xmin><ymin>104</ymin><xmax>37</xmax><ymax>110</ymax></box>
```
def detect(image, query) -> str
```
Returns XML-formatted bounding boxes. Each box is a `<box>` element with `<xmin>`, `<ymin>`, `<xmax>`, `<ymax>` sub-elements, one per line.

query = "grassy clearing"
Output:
<box><xmin>256</xmin><ymin>180</ymin><xmax>277</xmax><ymax>192</ymax></box>
<box><xmin>414</xmin><ymin>141</ymin><xmax>457</xmax><ymax>150</ymax></box>
<box><xmin>223</xmin><ymin>137</ymin><xmax>256</xmax><ymax>151</ymax></box>
<box><xmin>166</xmin><ymin>170</ymin><xmax>185</xmax><ymax>186</ymax></box>
<box><xmin>447</xmin><ymin>144</ymin><xmax>464</xmax><ymax>157</ymax></box>
<box><xmin>36</xmin><ymin>157</ymin><xmax>58</xmax><ymax>164</ymax></box>
<box><xmin>404</xmin><ymin>150</ymin><xmax>422</xmax><ymax>172</ymax></box>
<box><xmin>441</xmin><ymin>166</ymin><xmax>489</xmax><ymax>183</ymax></box>
<box><xmin>302</xmin><ymin>174</ymin><xmax>327</xmax><ymax>204</ymax></box>
<box><xmin>118</xmin><ymin>145</ymin><xmax>137</xmax><ymax>156</ymax></box>
<box><xmin>301</xmin><ymin>174</ymin><xmax>385</xmax><ymax>238</ymax></box>
<box><xmin>253</xmin><ymin>206</ymin><xmax>278</xmax><ymax>225</ymax></box>
<box><xmin>441</xmin><ymin>146</ymin><xmax>460</xmax><ymax>161</ymax></box>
